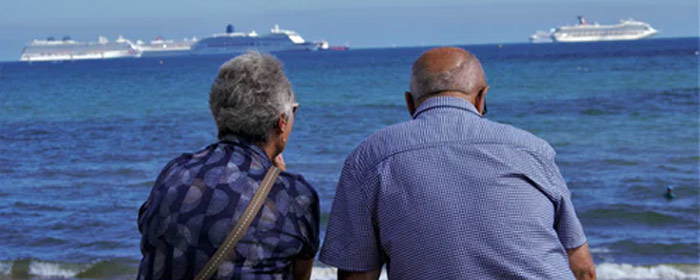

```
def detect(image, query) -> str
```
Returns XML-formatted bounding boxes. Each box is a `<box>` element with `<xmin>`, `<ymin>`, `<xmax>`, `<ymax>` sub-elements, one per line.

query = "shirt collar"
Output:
<box><xmin>411</xmin><ymin>96</ymin><xmax>482</xmax><ymax>119</ymax></box>
<box><xmin>219</xmin><ymin>134</ymin><xmax>272</xmax><ymax>168</ymax></box>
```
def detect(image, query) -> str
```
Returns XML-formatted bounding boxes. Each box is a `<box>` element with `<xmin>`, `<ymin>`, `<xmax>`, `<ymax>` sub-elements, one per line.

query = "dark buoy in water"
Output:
<box><xmin>664</xmin><ymin>186</ymin><xmax>676</xmax><ymax>200</ymax></box>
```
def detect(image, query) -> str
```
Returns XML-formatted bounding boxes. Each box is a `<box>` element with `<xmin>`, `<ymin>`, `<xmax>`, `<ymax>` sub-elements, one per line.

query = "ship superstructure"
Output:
<box><xmin>20</xmin><ymin>36</ymin><xmax>140</xmax><ymax>61</ymax></box>
<box><xmin>190</xmin><ymin>24</ymin><xmax>322</xmax><ymax>55</ymax></box>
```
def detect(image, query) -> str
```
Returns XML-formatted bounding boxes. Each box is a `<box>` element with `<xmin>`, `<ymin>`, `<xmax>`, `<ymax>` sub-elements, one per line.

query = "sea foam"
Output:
<box><xmin>0</xmin><ymin>262</ymin><xmax>11</xmax><ymax>276</ymax></box>
<box><xmin>0</xmin><ymin>260</ymin><xmax>698</xmax><ymax>279</ymax></box>
<box><xmin>28</xmin><ymin>261</ymin><xmax>83</xmax><ymax>278</ymax></box>
<box><xmin>309</xmin><ymin>263</ymin><xmax>700</xmax><ymax>280</ymax></box>
<box><xmin>596</xmin><ymin>263</ymin><xmax>699</xmax><ymax>280</ymax></box>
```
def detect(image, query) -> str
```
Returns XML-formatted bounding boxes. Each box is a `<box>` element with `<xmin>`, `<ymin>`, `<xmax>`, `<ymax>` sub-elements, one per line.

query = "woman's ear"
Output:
<box><xmin>277</xmin><ymin>113</ymin><xmax>288</xmax><ymax>133</ymax></box>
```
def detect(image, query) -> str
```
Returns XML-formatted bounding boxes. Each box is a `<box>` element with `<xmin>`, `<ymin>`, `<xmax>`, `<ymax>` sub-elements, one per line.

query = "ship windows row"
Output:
<box><xmin>566</xmin><ymin>30</ymin><xmax>647</xmax><ymax>37</ymax></box>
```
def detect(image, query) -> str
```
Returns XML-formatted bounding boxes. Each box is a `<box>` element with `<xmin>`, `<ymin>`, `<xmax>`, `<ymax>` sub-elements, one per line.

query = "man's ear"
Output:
<box><xmin>277</xmin><ymin>113</ymin><xmax>288</xmax><ymax>133</ymax></box>
<box><xmin>405</xmin><ymin>92</ymin><xmax>417</xmax><ymax>117</ymax></box>
<box><xmin>475</xmin><ymin>86</ymin><xmax>489</xmax><ymax>115</ymax></box>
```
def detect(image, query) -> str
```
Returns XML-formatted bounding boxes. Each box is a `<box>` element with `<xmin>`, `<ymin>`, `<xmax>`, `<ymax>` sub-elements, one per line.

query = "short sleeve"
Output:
<box><xmin>291</xmin><ymin>174</ymin><xmax>320</xmax><ymax>259</ymax></box>
<box><xmin>319</xmin><ymin>157</ymin><xmax>384</xmax><ymax>271</ymax></box>
<box><xmin>138</xmin><ymin>156</ymin><xmax>184</xmax><ymax>231</ymax></box>
<box><xmin>547</xmin><ymin>158</ymin><xmax>587</xmax><ymax>249</ymax></box>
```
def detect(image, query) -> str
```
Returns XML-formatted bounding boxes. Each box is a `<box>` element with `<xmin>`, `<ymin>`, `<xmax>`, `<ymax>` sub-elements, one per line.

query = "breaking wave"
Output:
<box><xmin>597</xmin><ymin>263</ymin><xmax>700</xmax><ymax>280</ymax></box>
<box><xmin>1</xmin><ymin>259</ymin><xmax>697</xmax><ymax>280</ymax></box>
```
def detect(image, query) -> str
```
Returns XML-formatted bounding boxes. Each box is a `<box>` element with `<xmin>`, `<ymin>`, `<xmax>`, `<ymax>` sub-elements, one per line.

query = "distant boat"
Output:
<box><xmin>535</xmin><ymin>16</ymin><xmax>658</xmax><ymax>43</ymax></box>
<box><xmin>326</xmin><ymin>41</ymin><xmax>350</xmax><ymax>51</ymax></box>
<box><xmin>135</xmin><ymin>36</ymin><xmax>197</xmax><ymax>57</ymax></box>
<box><xmin>530</xmin><ymin>30</ymin><xmax>554</xmax><ymax>43</ymax></box>
<box><xmin>190</xmin><ymin>24</ymin><xmax>323</xmax><ymax>55</ymax></box>
<box><xmin>328</xmin><ymin>45</ymin><xmax>349</xmax><ymax>51</ymax></box>
<box><xmin>20</xmin><ymin>36</ymin><xmax>139</xmax><ymax>61</ymax></box>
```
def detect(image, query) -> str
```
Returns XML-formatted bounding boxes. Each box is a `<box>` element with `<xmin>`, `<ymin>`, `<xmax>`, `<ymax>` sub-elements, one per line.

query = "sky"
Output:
<box><xmin>0</xmin><ymin>0</ymin><xmax>697</xmax><ymax>61</ymax></box>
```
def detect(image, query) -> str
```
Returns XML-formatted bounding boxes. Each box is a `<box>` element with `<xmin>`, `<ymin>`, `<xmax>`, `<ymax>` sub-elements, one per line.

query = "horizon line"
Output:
<box><xmin>2</xmin><ymin>36</ymin><xmax>698</xmax><ymax>64</ymax></box>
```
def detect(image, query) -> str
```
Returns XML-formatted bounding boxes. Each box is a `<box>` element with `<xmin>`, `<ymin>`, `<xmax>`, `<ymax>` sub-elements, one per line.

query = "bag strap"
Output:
<box><xmin>194</xmin><ymin>166</ymin><xmax>282</xmax><ymax>280</ymax></box>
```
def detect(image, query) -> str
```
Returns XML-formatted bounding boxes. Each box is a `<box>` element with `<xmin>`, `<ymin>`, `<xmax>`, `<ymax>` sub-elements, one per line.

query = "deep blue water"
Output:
<box><xmin>1</xmin><ymin>38</ymin><xmax>698</xmax><ymax>278</ymax></box>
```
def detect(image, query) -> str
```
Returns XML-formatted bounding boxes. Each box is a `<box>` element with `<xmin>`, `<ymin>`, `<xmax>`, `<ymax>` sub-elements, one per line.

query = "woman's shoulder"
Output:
<box><xmin>277</xmin><ymin>170</ymin><xmax>319</xmax><ymax>205</ymax></box>
<box><xmin>164</xmin><ymin>144</ymin><xmax>218</xmax><ymax>168</ymax></box>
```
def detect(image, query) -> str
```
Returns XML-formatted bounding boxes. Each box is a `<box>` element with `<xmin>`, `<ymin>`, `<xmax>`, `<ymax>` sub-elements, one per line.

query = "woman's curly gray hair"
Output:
<box><xmin>209</xmin><ymin>52</ymin><xmax>295</xmax><ymax>142</ymax></box>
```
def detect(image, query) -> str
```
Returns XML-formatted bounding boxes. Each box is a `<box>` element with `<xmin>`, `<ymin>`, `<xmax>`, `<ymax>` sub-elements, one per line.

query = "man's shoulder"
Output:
<box><xmin>482</xmin><ymin>118</ymin><xmax>556</xmax><ymax>159</ymax></box>
<box><xmin>346</xmin><ymin>121</ymin><xmax>415</xmax><ymax>169</ymax></box>
<box><xmin>362</xmin><ymin>120</ymin><xmax>414</xmax><ymax>149</ymax></box>
<box><xmin>348</xmin><ymin>117</ymin><xmax>557</xmax><ymax>170</ymax></box>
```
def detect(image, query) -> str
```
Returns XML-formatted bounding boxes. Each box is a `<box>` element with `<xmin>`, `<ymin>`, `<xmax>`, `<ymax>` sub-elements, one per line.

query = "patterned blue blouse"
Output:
<box><xmin>138</xmin><ymin>135</ymin><xmax>319</xmax><ymax>280</ymax></box>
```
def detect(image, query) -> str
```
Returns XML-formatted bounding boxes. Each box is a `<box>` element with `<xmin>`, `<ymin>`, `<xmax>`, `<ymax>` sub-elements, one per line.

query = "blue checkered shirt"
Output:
<box><xmin>319</xmin><ymin>97</ymin><xmax>586</xmax><ymax>279</ymax></box>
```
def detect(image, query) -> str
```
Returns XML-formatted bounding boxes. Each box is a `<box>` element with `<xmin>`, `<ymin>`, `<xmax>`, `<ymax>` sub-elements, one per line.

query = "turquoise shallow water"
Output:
<box><xmin>0</xmin><ymin>38</ymin><xmax>698</xmax><ymax>278</ymax></box>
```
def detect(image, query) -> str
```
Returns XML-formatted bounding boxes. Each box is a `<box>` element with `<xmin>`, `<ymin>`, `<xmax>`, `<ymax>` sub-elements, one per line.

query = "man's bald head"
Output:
<box><xmin>409</xmin><ymin>47</ymin><xmax>486</xmax><ymax>101</ymax></box>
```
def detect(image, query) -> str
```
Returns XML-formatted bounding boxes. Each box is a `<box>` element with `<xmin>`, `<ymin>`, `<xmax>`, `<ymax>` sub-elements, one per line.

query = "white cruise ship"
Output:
<box><xmin>20</xmin><ymin>36</ymin><xmax>140</xmax><ymax>62</ymax></box>
<box><xmin>135</xmin><ymin>36</ymin><xmax>197</xmax><ymax>57</ymax></box>
<box><xmin>530</xmin><ymin>30</ymin><xmax>555</xmax><ymax>43</ymax></box>
<box><xmin>191</xmin><ymin>24</ymin><xmax>322</xmax><ymax>55</ymax></box>
<box><xmin>547</xmin><ymin>16</ymin><xmax>658</xmax><ymax>43</ymax></box>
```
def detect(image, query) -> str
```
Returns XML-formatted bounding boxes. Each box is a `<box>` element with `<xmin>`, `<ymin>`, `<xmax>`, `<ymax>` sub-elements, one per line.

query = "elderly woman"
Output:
<box><xmin>137</xmin><ymin>52</ymin><xmax>319</xmax><ymax>280</ymax></box>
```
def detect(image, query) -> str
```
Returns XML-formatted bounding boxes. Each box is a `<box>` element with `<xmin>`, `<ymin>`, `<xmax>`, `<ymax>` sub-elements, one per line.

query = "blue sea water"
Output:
<box><xmin>0</xmin><ymin>38</ymin><xmax>698</xmax><ymax>279</ymax></box>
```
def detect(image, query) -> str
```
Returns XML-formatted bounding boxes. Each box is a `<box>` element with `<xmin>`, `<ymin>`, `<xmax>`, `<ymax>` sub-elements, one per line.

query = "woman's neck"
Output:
<box><xmin>256</xmin><ymin>140</ymin><xmax>279</xmax><ymax>161</ymax></box>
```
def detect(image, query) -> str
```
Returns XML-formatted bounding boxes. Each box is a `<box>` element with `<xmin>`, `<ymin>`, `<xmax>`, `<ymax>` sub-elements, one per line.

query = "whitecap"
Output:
<box><xmin>597</xmin><ymin>263</ymin><xmax>699</xmax><ymax>280</ymax></box>
<box><xmin>589</xmin><ymin>246</ymin><xmax>612</xmax><ymax>253</ymax></box>
<box><xmin>29</xmin><ymin>261</ymin><xmax>82</xmax><ymax>278</ymax></box>
<box><xmin>0</xmin><ymin>262</ymin><xmax>11</xmax><ymax>276</ymax></box>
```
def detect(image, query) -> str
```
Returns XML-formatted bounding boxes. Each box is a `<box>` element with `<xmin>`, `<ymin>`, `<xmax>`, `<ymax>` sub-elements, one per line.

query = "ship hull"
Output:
<box><xmin>138</xmin><ymin>49</ymin><xmax>192</xmax><ymax>57</ymax></box>
<box><xmin>190</xmin><ymin>32</ymin><xmax>319</xmax><ymax>56</ymax></box>
<box><xmin>530</xmin><ymin>36</ymin><xmax>553</xmax><ymax>43</ymax></box>
<box><xmin>135</xmin><ymin>41</ymin><xmax>194</xmax><ymax>57</ymax></box>
<box><xmin>553</xmin><ymin>31</ymin><xmax>657</xmax><ymax>43</ymax></box>
<box><xmin>20</xmin><ymin>50</ymin><xmax>138</xmax><ymax>62</ymax></box>
<box><xmin>20</xmin><ymin>39</ymin><xmax>140</xmax><ymax>62</ymax></box>
<box><xmin>191</xmin><ymin>43</ymin><xmax>318</xmax><ymax>55</ymax></box>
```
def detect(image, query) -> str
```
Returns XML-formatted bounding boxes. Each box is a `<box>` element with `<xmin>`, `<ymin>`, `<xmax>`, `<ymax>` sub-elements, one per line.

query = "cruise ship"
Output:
<box><xmin>191</xmin><ymin>24</ymin><xmax>322</xmax><ymax>55</ymax></box>
<box><xmin>20</xmin><ymin>36</ymin><xmax>140</xmax><ymax>61</ymax></box>
<box><xmin>530</xmin><ymin>30</ymin><xmax>555</xmax><ymax>43</ymax></box>
<box><xmin>537</xmin><ymin>16</ymin><xmax>658</xmax><ymax>43</ymax></box>
<box><xmin>135</xmin><ymin>36</ymin><xmax>196</xmax><ymax>57</ymax></box>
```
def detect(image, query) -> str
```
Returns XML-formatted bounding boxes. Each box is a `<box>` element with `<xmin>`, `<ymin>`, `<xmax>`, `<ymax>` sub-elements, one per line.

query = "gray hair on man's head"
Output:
<box><xmin>409</xmin><ymin>47</ymin><xmax>486</xmax><ymax>100</ymax></box>
<box><xmin>209</xmin><ymin>51</ymin><xmax>295</xmax><ymax>142</ymax></box>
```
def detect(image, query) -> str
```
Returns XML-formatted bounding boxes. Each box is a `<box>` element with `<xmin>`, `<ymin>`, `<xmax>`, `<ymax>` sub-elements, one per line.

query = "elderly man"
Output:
<box><xmin>138</xmin><ymin>52</ymin><xmax>319</xmax><ymax>280</ymax></box>
<box><xmin>320</xmin><ymin>47</ymin><xmax>596</xmax><ymax>279</ymax></box>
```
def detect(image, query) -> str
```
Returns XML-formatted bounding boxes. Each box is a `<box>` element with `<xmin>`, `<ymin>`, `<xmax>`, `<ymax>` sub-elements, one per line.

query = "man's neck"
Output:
<box><xmin>417</xmin><ymin>92</ymin><xmax>476</xmax><ymax>108</ymax></box>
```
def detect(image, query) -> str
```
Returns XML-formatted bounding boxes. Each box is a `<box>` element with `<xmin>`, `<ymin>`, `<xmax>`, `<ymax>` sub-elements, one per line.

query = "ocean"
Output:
<box><xmin>0</xmin><ymin>37</ymin><xmax>698</xmax><ymax>279</ymax></box>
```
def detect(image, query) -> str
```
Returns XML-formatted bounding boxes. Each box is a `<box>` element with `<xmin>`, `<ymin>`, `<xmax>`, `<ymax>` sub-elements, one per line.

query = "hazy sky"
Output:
<box><xmin>0</xmin><ymin>0</ymin><xmax>697</xmax><ymax>61</ymax></box>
